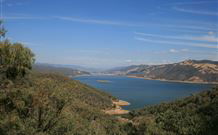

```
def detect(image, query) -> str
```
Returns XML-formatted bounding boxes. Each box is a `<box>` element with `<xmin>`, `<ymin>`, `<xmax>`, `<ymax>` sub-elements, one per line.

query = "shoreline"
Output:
<box><xmin>104</xmin><ymin>100</ymin><xmax>130</xmax><ymax>115</ymax></box>
<box><xmin>73</xmin><ymin>74</ymin><xmax>218</xmax><ymax>85</ymax></box>
<box><xmin>127</xmin><ymin>75</ymin><xmax>218</xmax><ymax>85</ymax></box>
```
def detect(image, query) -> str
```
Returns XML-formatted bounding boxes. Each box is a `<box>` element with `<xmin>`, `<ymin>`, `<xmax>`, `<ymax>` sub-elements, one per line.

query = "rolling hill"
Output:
<box><xmin>106</xmin><ymin>60</ymin><xmax>218</xmax><ymax>84</ymax></box>
<box><xmin>0</xmin><ymin>73</ymin><xmax>128</xmax><ymax>135</ymax></box>
<box><xmin>33</xmin><ymin>63</ymin><xmax>90</xmax><ymax>77</ymax></box>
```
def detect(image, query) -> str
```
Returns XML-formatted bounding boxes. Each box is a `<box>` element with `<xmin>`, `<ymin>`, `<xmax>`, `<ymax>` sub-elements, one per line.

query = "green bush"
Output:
<box><xmin>0</xmin><ymin>40</ymin><xmax>35</xmax><ymax>80</ymax></box>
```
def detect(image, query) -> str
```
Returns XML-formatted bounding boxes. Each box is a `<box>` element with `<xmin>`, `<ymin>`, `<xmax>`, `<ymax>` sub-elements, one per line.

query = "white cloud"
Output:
<box><xmin>168</xmin><ymin>1</ymin><xmax>218</xmax><ymax>16</ymax></box>
<box><xmin>173</xmin><ymin>6</ymin><xmax>218</xmax><ymax>16</ymax></box>
<box><xmin>168</xmin><ymin>29</ymin><xmax>217</xmax><ymax>35</ymax></box>
<box><xmin>169</xmin><ymin>48</ymin><xmax>191</xmax><ymax>53</ymax></box>
<box><xmin>4</xmin><ymin>16</ymin><xmax>48</xmax><ymax>20</ymax></box>
<box><xmin>163</xmin><ymin>23</ymin><xmax>214</xmax><ymax>31</ymax></box>
<box><xmin>135</xmin><ymin>32</ymin><xmax>218</xmax><ymax>43</ymax></box>
<box><xmin>155</xmin><ymin>48</ymin><xmax>216</xmax><ymax>56</ymax></box>
<box><xmin>181</xmin><ymin>48</ymin><xmax>189</xmax><ymax>52</ymax></box>
<box><xmin>4</xmin><ymin>14</ymin><xmax>215</xmax><ymax>34</ymax></box>
<box><xmin>169</xmin><ymin>49</ymin><xmax>179</xmax><ymax>53</ymax></box>
<box><xmin>172</xmin><ymin>1</ymin><xmax>218</xmax><ymax>6</ymax></box>
<box><xmin>125</xmin><ymin>59</ymin><xmax>133</xmax><ymax>63</ymax></box>
<box><xmin>135</xmin><ymin>37</ymin><xmax>218</xmax><ymax>49</ymax></box>
<box><xmin>55</xmin><ymin>16</ymin><xmax>215</xmax><ymax>33</ymax></box>
<box><xmin>208</xmin><ymin>31</ymin><xmax>215</xmax><ymax>35</ymax></box>
<box><xmin>135</xmin><ymin>32</ymin><xmax>190</xmax><ymax>40</ymax></box>
<box><xmin>54</xmin><ymin>16</ymin><xmax>142</xmax><ymax>27</ymax></box>
<box><xmin>192</xmin><ymin>35</ymin><xmax>218</xmax><ymax>42</ymax></box>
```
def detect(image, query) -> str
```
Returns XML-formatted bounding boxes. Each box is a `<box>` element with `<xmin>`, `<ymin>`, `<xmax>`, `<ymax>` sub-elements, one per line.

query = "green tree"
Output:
<box><xmin>0</xmin><ymin>40</ymin><xmax>35</xmax><ymax>79</ymax></box>
<box><xmin>0</xmin><ymin>20</ymin><xmax>35</xmax><ymax>80</ymax></box>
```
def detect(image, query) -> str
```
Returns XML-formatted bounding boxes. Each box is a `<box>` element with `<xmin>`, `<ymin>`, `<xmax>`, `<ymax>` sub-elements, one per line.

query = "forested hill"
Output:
<box><xmin>0</xmin><ymin>73</ymin><xmax>132</xmax><ymax>134</ymax></box>
<box><xmin>126</xmin><ymin>87</ymin><xmax>218</xmax><ymax>135</ymax></box>
<box><xmin>33</xmin><ymin>63</ymin><xmax>90</xmax><ymax>77</ymax></box>
<box><xmin>106</xmin><ymin>60</ymin><xmax>218</xmax><ymax>83</ymax></box>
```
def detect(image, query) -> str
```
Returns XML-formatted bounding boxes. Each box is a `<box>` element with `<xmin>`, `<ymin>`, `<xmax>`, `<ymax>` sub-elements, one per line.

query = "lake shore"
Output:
<box><xmin>76</xmin><ymin>75</ymin><xmax>213</xmax><ymax>110</ymax></box>
<box><xmin>127</xmin><ymin>75</ymin><xmax>218</xmax><ymax>85</ymax></box>
<box><xmin>104</xmin><ymin>100</ymin><xmax>130</xmax><ymax>115</ymax></box>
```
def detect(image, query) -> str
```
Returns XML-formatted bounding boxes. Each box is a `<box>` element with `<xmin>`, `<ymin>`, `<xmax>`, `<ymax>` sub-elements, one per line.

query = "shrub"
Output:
<box><xmin>0</xmin><ymin>40</ymin><xmax>35</xmax><ymax>80</ymax></box>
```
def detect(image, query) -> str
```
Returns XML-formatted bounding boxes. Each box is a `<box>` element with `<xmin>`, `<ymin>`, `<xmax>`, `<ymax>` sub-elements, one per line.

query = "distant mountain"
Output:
<box><xmin>105</xmin><ymin>60</ymin><xmax>218</xmax><ymax>84</ymax></box>
<box><xmin>35</xmin><ymin>63</ymin><xmax>101</xmax><ymax>72</ymax></box>
<box><xmin>33</xmin><ymin>63</ymin><xmax>90</xmax><ymax>77</ymax></box>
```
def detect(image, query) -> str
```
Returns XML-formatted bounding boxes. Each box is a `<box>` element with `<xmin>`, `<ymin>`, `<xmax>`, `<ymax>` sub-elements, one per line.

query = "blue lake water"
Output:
<box><xmin>74</xmin><ymin>75</ymin><xmax>214</xmax><ymax>110</ymax></box>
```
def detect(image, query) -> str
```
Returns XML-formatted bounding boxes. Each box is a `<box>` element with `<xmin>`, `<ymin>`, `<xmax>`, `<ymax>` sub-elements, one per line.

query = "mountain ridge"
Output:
<box><xmin>105</xmin><ymin>60</ymin><xmax>218</xmax><ymax>84</ymax></box>
<box><xmin>33</xmin><ymin>63</ymin><xmax>90</xmax><ymax>77</ymax></box>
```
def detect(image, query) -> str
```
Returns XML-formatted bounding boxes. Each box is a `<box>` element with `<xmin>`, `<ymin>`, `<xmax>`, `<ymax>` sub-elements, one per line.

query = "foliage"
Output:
<box><xmin>0</xmin><ymin>40</ymin><xmax>35</xmax><ymax>80</ymax></box>
<box><xmin>127</xmin><ymin>87</ymin><xmax>218</xmax><ymax>135</ymax></box>
<box><xmin>0</xmin><ymin>73</ymin><xmax>128</xmax><ymax>135</ymax></box>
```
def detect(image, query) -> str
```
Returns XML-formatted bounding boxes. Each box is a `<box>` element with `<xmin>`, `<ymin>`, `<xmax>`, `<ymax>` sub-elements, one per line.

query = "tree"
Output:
<box><xmin>0</xmin><ymin>20</ymin><xmax>34</xmax><ymax>80</ymax></box>
<box><xmin>0</xmin><ymin>40</ymin><xmax>35</xmax><ymax>79</ymax></box>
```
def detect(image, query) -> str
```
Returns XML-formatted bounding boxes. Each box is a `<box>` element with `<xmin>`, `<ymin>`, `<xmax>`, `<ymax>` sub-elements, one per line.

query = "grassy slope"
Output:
<box><xmin>142</xmin><ymin>64</ymin><xmax>218</xmax><ymax>82</ymax></box>
<box><xmin>0</xmin><ymin>73</ymin><xmax>127</xmax><ymax>135</ymax></box>
<box><xmin>108</xmin><ymin>60</ymin><xmax>218</xmax><ymax>83</ymax></box>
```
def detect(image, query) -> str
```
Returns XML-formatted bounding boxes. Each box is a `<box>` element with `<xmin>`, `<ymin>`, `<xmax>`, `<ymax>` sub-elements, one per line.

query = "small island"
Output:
<box><xmin>97</xmin><ymin>80</ymin><xmax>111</xmax><ymax>83</ymax></box>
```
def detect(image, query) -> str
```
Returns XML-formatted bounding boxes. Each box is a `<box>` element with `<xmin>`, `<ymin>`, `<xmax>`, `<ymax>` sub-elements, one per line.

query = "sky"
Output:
<box><xmin>2</xmin><ymin>0</ymin><xmax>218</xmax><ymax>68</ymax></box>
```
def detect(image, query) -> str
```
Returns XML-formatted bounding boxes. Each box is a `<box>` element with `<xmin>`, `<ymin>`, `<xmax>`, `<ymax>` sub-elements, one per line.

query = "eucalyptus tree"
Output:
<box><xmin>0</xmin><ymin>40</ymin><xmax>35</xmax><ymax>79</ymax></box>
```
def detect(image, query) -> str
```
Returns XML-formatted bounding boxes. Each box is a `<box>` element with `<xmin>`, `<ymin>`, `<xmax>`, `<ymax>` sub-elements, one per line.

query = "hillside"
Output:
<box><xmin>33</xmin><ymin>63</ymin><xmax>90</xmax><ymax>77</ymax></box>
<box><xmin>126</xmin><ymin>87</ymin><xmax>218</xmax><ymax>135</ymax></box>
<box><xmin>35</xmin><ymin>63</ymin><xmax>101</xmax><ymax>72</ymax></box>
<box><xmin>0</xmin><ymin>73</ymin><xmax>129</xmax><ymax>135</ymax></box>
<box><xmin>0</xmin><ymin>41</ymin><xmax>128</xmax><ymax>134</ymax></box>
<box><xmin>106</xmin><ymin>60</ymin><xmax>218</xmax><ymax>84</ymax></box>
<box><xmin>1</xmin><ymin>41</ymin><xmax>218</xmax><ymax>134</ymax></box>
<box><xmin>1</xmin><ymin>72</ymin><xmax>217</xmax><ymax>135</ymax></box>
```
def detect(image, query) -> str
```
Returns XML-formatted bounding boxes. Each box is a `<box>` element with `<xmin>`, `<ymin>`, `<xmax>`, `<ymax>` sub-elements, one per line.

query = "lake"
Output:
<box><xmin>74</xmin><ymin>75</ymin><xmax>214</xmax><ymax>110</ymax></box>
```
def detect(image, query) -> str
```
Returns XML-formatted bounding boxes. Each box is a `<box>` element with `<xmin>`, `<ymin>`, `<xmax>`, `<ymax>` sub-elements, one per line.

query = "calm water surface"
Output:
<box><xmin>74</xmin><ymin>75</ymin><xmax>214</xmax><ymax>110</ymax></box>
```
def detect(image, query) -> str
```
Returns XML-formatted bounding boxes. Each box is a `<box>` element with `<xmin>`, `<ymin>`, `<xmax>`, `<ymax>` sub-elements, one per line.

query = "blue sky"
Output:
<box><xmin>2</xmin><ymin>0</ymin><xmax>218</xmax><ymax>68</ymax></box>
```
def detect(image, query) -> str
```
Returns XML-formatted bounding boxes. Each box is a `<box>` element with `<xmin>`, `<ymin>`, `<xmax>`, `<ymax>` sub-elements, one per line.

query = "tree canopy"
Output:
<box><xmin>0</xmin><ymin>40</ymin><xmax>35</xmax><ymax>79</ymax></box>
<box><xmin>0</xmin><ymin>20</ymin><xmax>35</xmax><ymax>80</ymax></box>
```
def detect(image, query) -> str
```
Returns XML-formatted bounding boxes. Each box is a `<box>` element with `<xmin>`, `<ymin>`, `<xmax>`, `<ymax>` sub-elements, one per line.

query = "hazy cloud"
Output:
<box><xmin>192</xmin><ymin>35</ymin><xmax>218</xmax><ymax>42</ymax></box>
<box><xmin>173</xmin><ymin>6</ymin><xmax>218</xmax><ymax>16</ymax></box>
<box><xmin>55</xmin><ymin>16</ymin><xmax>214</xmax><ymax>32</ymax></box>
<box><xmin>125</xmin><ymin>59</ymin><xmax>133</xmax><ymax>63</ymax></box>
<box><xmin>169</xmin><ymin>49</ymin><xmax>179</xmax><ymax>53</ymax></box>
<box><xmin>169</xmin><ymin>48</ymin><xmax>190</xmax><ymax>53</ymax></box>
<box><xmin>135</xmin><ymin>37</ymin><xmax>218</xmax><ymax>49</ymax></box>
<box><xmin>170</xmin><ymin>0</ymin><xmax>218</xmax><ymax>16</ymax></box>
<box><xmin>54</xmin><ymin>16</ymin><xmax>143</xmax><ymax>27</ymax></box>
<box><xmin>4</xmin><ymin>14</ymin><xmax>215</xmax><ymax>35</ymax></box>
<box><xmin>172</xmin><ymin>1</ymin><xmax>218</xmax><ymax>5</ymax></box>
<box><xmin>135</xmin><ymin>32</ymin><xmax>218</xmax><ymax>43</ymax></box>
<box><xmin>4</xmin><ymin>16</ymin><xmax>48</xmax><ymax>20</ymax></box>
